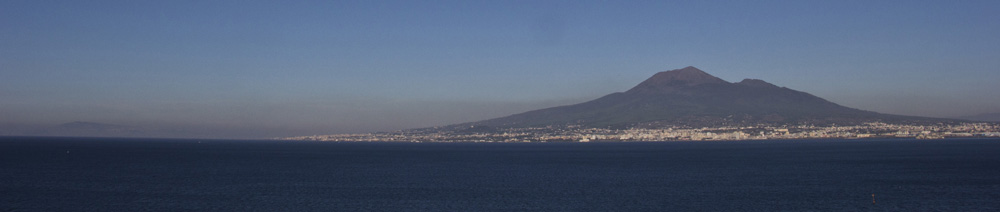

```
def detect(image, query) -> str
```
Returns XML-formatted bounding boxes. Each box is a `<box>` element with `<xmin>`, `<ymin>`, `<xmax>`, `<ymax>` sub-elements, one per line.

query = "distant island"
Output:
<box><xmin>286</xmin><ymin>67</ymin><xmax>999</xmax><ymax>142</ymax></box>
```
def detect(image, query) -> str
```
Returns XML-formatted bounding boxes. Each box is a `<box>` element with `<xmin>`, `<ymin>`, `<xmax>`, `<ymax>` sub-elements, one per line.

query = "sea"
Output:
<box><xmin>2</xmin><ymin>137</ymin><xmax>999</xmax><ymax>211</ymax></box>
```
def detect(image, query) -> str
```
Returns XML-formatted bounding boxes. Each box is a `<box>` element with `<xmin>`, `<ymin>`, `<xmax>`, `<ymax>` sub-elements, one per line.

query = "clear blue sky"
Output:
<box><xmin>2</xmin><ymin>0</ymin><xmax>998</xmax><ymax>138</ymax></box>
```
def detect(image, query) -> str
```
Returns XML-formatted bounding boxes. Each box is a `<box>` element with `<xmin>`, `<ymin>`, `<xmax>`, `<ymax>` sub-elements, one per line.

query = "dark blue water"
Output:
<box><xmin>2</xmin><ymin>137</ymin><xmax>1000</xmax><ymax>211</ymax></box>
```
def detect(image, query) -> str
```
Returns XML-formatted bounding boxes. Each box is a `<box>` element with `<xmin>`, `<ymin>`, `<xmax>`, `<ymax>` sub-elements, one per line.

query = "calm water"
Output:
<box><xmin>2</xmin><ymin>137</ymin><xmax>1000</xmax><ymax>211</ymax></box>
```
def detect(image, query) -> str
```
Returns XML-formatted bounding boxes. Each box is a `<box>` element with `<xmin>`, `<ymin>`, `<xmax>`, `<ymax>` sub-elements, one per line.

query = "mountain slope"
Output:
<box><xmin>465</xmin><ymin>66</ymin><xmax>948</xmax><ymax>128</ymax></box>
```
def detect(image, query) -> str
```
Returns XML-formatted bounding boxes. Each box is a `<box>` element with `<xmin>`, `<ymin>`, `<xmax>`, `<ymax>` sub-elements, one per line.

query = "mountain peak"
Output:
<box><xmin>626</xmin><ymin>66</ymin><xmax>728</xmax><ymax>93</ymax></box>
<box><xmin>736</xmin><ymin>78</ymin><xmax>778</xmax><ymax>88</ymax></box>
<box><xmin>469</xmin><ymin>66</ymin><xmax>948</xmax><ymax>128</ymax></box>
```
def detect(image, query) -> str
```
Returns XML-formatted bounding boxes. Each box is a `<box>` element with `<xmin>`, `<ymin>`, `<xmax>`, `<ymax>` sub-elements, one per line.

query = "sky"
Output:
<box><xmin>2</xmin><ymin>0</ymin><xmax>999</xmax><ymax>138</ymax></box>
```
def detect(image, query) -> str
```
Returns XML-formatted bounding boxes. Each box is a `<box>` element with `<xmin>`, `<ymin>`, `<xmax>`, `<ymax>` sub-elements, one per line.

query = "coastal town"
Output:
<box><xmin>284</xmin><ymin>122</ymin><xmax>1000</xmax><ymax>142</ymax></box>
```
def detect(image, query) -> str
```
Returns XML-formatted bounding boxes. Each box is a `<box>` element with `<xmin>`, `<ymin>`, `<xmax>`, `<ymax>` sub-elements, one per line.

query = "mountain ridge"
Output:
<box><xmin>456</xmin><ymin>66</ymin><xmax>955</xmax><ymax>129</ymax></box>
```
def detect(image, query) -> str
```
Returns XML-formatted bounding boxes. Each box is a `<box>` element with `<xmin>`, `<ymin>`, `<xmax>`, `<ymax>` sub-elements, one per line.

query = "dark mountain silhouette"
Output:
<box><xmin>462</xmin><ymin>66</ymin><xmax>952</xmax><ymax>128</ymax></box>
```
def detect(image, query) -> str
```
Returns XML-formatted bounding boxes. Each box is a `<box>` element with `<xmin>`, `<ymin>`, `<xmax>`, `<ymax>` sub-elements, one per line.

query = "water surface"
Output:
<box><xmin>2</xmin><ymin>137</ymin><xmax>999</xmax><ymax>211</ymax></box>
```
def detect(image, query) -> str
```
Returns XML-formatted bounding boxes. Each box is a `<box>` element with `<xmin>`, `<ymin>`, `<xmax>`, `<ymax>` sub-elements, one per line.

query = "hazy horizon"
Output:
<box><xmin>3</xmin><ymin>1</ymin><xmax>999</xmax><ymax>139</ymax></box>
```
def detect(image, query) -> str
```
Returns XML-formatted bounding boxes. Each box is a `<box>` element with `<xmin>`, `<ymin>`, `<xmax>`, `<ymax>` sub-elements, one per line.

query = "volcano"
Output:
<box><xmin>465</xmin><ymin>66</ymin><xmax>946</xmax><ymax>128</ymax></box>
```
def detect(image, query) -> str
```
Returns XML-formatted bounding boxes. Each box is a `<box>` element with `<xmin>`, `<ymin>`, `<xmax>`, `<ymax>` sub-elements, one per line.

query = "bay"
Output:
<box><xmin>2</xmin><ymin>137</ymin><xmax>999</xmax><ymax>211</ymax></box>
